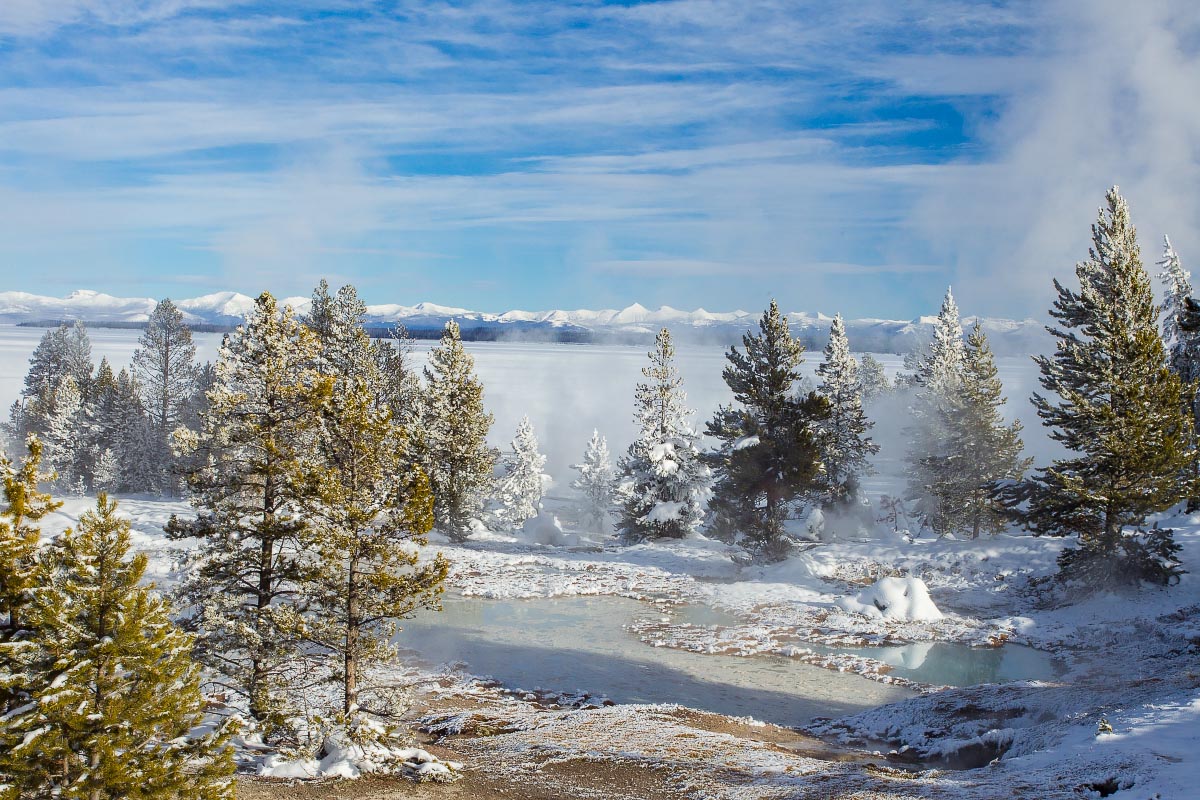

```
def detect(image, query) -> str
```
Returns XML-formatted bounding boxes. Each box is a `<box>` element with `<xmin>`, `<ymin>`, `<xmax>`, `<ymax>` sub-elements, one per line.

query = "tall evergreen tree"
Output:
<box><xmin>419</xmin><ymin>321</ymin><xmax>496</xmax><ymax>541</ymax></box>
<box><xmin>815</xmin><ymin>314</ymin><xmax>879</xmax><ymax>507</ymax></box>
<box><xmin>938</xmin><ymin>324</ymin><xmax>1032</xmax><ymax>538</ymax></box>
<box><xmin>299</xmin><ymin>374</ymin><xmax>448</xmax><ymax>716</ymax></box>
<box><xmin>373</xmin><ymin>326</ymin><xmax>424</xmax><ymax>436</ymax></box>
<box><xmin>304</xmin><ymin>280</ymin><xmax>379</xmax><ymax>381</ymax></box>
<box><xmin>1157</xmin><ymin>236</ymin><xmax>1200</xmax><ymax>510</ymax></box>
<box><xmin>43</xmin><ymin>375</ymin><xmax>85</xmax><ymax>491</ymax></box>
<box><xmin>706</xmin><ymin>303</ymin><xmax>828</xmax><ymax>559</ymax></box>
<box><xmin>114</xmin><ymin>369</ymin><xmax>157</xmax><ymax>493</ymax></box>
<box><xmin>493</xmin><ymin>415</ymin><xmax>548</xmax><ymax>529</ymax></box>
<box><xmin>571</xmin><ymin>430</ymin><xmax>617</xmax><ymax>532</ymax></box>
<box><xmin>133</xmin><ymin>299</ymin><xmax>199</xmax><ymax>433</ymax></box>
<box><xmin>167</xmin><ymin>293</ymin><xmax>320</xmax><ymax>726</ymax></box>
<box><xmin>1007</xmin><ymin>187</ymin><xmax>1192</xmax><ymax>585</ymax></box>
<box><xmin>904</xmin><ymin>288</ymin><xmax>968</xmax><ymax>536</ymax></box>
<box><xmin>133</xmin><ymin>300</ymin><xmax>200</xmax><ymax>493</ymax></box>
<box><xmin>618</xmin><ymin>328</ymin><xmax>711</xmax><ymax>541</ymax></box>
<box><xmin>0</xmin><ymin>495</ymin><xmax>235</xmax><ymax>800</ymax></box>
<box><xmin>0</xmin><ymin>437</ymin><xmax>59</xmax><ymax>712</ymax></box>
<box><xmin>858</xmin><ymin>354</ymin><xmax>892</xmax><ymax>403</ymax></box>
<box><xmin>7</xmin><ymin>322</ymin><xmax>94</xmax><ymax>446</ymax></box>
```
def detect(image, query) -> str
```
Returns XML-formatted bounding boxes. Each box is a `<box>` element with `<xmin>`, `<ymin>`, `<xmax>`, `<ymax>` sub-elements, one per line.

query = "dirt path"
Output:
<box><xmin>236</xmin><ymin>689</ymin><xmax>940</xmax><ymax>800</ymax></box>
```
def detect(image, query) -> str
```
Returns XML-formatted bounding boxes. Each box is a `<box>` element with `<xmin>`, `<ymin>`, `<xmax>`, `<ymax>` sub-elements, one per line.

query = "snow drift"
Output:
<box><xmin>837</xmin><ymin>576</ymin><xmax>944</xmax><ymax>622</ymax></box>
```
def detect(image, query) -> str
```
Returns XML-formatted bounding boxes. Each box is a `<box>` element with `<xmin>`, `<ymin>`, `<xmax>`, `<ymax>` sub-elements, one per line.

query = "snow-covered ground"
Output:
<box><xmin>36</xmin><ymin>492</ymin><xmax>1200</xmax><ymax>798</ymax></box>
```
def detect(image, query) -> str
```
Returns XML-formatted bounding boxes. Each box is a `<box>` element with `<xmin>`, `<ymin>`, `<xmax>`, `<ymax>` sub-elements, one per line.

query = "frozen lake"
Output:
<box><xmin>398</xmin><ymin>594</ymin><xmax>1062</xmax><ymax>728</ymax></box>
<box><xmin>0</xmin><ymin>324</ymin><xmax>1057</xmax><ymax>489</ymax></box>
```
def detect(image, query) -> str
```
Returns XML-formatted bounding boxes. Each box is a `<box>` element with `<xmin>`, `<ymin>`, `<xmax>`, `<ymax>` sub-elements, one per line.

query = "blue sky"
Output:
<box><xmin>1</xmin><ymin>1</ymin><xmax>1199</xmax><ymax>319</ymax></box>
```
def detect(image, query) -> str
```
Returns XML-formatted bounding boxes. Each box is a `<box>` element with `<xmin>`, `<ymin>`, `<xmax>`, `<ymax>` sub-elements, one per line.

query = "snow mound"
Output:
<box><xmin>256</xmin><ymin>733</ymin><xmax>462</xmax><ymax>782</ymax></box>
<box><xmin>837</xmin><ymin>576</ymin><xmax>944</xmax><ymax>622</ymax></box>
<box><xmin>520</xmin><ymin>508</ymin><xmax>580</xmax><ymax>547</ymax></box>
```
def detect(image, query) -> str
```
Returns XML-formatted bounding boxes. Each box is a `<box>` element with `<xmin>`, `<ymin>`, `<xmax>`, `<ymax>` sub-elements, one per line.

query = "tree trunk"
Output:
<box><xmin>344</xmin><ymin>561</ymin><xmax>358</xmax><ymax>716</ymax></box>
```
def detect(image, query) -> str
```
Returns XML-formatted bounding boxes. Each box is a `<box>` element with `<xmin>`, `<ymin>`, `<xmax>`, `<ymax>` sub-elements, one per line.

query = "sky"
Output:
<box><xmin>0</xmin><ymin>0</ymin><xmax>1198</xmax><ymax>320</ymax></box>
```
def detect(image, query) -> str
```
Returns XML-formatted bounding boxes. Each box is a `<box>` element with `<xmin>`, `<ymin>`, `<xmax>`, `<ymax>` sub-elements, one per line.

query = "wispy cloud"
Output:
<box><xmin>0</xmin><ymin>0</ymin><xmax>1195</xmax><ymax>319</ymax></box>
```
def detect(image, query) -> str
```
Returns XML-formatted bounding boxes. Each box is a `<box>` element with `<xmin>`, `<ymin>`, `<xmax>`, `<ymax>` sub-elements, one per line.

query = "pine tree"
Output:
<box><xmin>904</xmin><ymin>288</ymin><xmax>968</xmax><ymax>536</ymax></box>
<box><xmin>62</xmin><ymin>320</ymin><xmax>94</xmax><ymax>400</ymax></box>
<box><xmin>0</xmin><ymin>495</ymin><xmax>235</xmax><ymax>799</ymax></box>
<box><xmin>0</xmin><ymin>437</ymin><xmax>60</xmax><ymax>712</ymax></box>
<box><xmin>22</xmin><ymin>322</ymin><xmax>93</xmax><ymax>403</ymax></box>
<box><xmin>815</xmin><ymin>314</ymin><xmax>879</xmax><ymax>507</ymax></box>
<box><xmin>1157</xmin><ymin>236</ymin><xmax>1200</xmax><ymax>510</ymax></box>
<box><xmin>1007</xmin><ymin>187</ymin><xmax>1192</xmax><ymax>585</ymax></box>
<box><xmin>938</xmin><ymin>324</ymin><xmax>1032</xmax><ymax>538</ymax></box>
<box><xmin>8</xmin><ymin>322</ymin><xmax>93</xmax><ymax>445</ymax></box>
<box><xmin>571</xmin><ymin>430</ymin><xmax>617</xmax><ymax>532</ymax></box>
<box><xmin>706</xmin><ymin>304</ymin><xmax>828</xmax><ymax>559</ymax></box>
<box><xmin>92</xmin><ymin>448</ymin><xmax>121</xmax><ymax>493</ymax></box>
<box><xmin>618</xmin><ymin>328</ymin><xmax>711</xmax><ymax>541</ymax></box>
<box><xmin>298</xmin><ymin>374</ymin><xmax>448</xmax><ymax>716</ymax></box>
<box><xmin>113</xmin><ymin>369</ymin><xmax>157</xmax><ymax>493</ymax></box>
<box><xmin>858</xmin><ymin>354</ymin><xmax>892</xmax><ymax>403</ymax></box>
<box><xmin>493</xmin><ymin>415</ymin><xmax>548</xmax><ymax>529</ymax></box>
<box><xmin>373</xmin><ymin>326</ymin><xmax>423</xmax><ymax>434</ymax></box>
<box><xmin>305</xmin><ymin>280</ymin><xmax>377</xmax><ymax>380</ymax></box>
<box><xmin>43</xmin><ymin>374</ymin><xmax>85</xmax><ymax>491</ymax></box>
<box><xmin>419</xmin><ymin>321</ymin><xmax>496</xmax><ymax>541</ymax></box>
<box><xmin>167</xmin><ymin>292</ymin><xmax>320</xmax><ymax>726</ymax></box>
<box><xmin>134</xmin><ymin>299</ymin><xmax>199</xmax><ymax>433</ymax></box>
<box><xmin>132</xmin><ymin>300</ymin><xmax>200</xmax><ymax>494</ymax></box>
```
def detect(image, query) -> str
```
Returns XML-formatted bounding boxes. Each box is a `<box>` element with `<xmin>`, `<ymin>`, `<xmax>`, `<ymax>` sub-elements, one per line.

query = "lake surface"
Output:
<box><xmin>398</xmin><ymin>594</ymin><xmax>1060</xmax><ymax>728</ymax></box>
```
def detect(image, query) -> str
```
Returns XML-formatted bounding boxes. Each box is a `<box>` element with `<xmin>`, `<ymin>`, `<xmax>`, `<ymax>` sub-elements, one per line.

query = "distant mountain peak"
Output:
<box><xmin>0</xmin><ymin>289</ymin><xmax>1048</xmax><ymax>355</ymax></box>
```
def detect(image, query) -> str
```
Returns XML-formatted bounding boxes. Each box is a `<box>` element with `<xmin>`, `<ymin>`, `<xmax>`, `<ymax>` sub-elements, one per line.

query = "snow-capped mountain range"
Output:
<box><xmin>0</xmin><ymin>289</ymin><xmax>1049</xmax><ymax>354</ymax></box>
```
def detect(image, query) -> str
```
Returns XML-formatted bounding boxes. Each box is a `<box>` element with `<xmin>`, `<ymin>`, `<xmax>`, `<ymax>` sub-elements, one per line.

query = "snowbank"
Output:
<box><xmin>836</xmin><ymin>577</ymin><xmax>944</xmax><ymax>622</ymax></box>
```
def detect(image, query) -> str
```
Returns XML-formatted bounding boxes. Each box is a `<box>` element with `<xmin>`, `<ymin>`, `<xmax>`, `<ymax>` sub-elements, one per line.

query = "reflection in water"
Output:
<box><xmin>838</xmin><ymin>640</ymin><xmax>1062</xmax><ymax>686</ymax></box>
<box><xmin>397</xmin><ymin>595</ymin><xmax>1062</xmax><ymax>728</ymax></box>
<box><xmin>398</xmin><ymin>595</ymin><xmax>912</xmax><ymax>727</ymax></box>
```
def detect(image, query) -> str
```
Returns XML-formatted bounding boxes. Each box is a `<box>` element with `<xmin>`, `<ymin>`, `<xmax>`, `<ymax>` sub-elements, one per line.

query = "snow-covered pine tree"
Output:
<box><xmin>305</xmin><ymin>280</ymin><xmax>377</xmax><ymax>380</ymax></box>
<box><xmin>373</xmin><ymin>325</ymin><xmax>423</xmax><ymax>434</ymax></box>
<box><xmin>706</xmin><ymin>303</ymin><xmax>827</xmax><ymax>559</ymax></box>
<box><xmin>618</xmin><ymin>328</ymin><xmax>711</xmax><ymax>541</ymax></box>
<box><xmin>1006</xmin><ymin>187</ymin><xmax>1192</xmax><ymax>585</ymax></box>
<box><xmin>62</xmin><ymin>320</ymin><xmax>94</xmax><ymax>400</ymax></box>
<box><xmin>419</xmin><ymin>321</ymin><xmax>496</xmax><ymax>541</ymax></box>
<box><xmin>0</xmin><ymin>437</ymin><xmax>59</xmax><ymax>713</ymax></box>
<box><xmin>299</xmin><ymin>373</ymin><xmax>448</xmax><ymax>716</ymax></box>
<box><xmin>571</xmin><ymin>429</ymin><xmax>616</xmax><ymax>532</ymax></box>
<box><xmin>42</xmin><ymin>374</ymin><xmax>85</xmax><ymax>491</ymax></box>
<box><xmin>133</xmin><ymin>299</ymin><xmax>200</xmax><ymax>493</ymax></box>
<box><xmin>92</xmin><ymin>447</ymin><xmax>121</xmax><ymax>493</ymax></box>
<box><xmin>815</xmin><ymin>314</ymin><xmax>879</xmax><ymax>507</ymax></box>
<box><xmin>82</xmin><ymin>360</ymin><xmax>152</xmax><ymax>493</ymax></box>
<box><xmin>904</xmin><ymin>287</ymin><xmax>967</xmax><ymax>536</ymax></box>
<box><xmin>0</xmin><ymin>495</ymin><xmax>235</xmax><ymax>799</ymax></box>
<box><xmin>21</xmin><ymin>325</ymin><xmax>69</xmax><ymax>401</ymax></box>
<box><xmin>493</xmin><ymin>415</ymin><xmax>548</xmax><ymax>529</ymax></box>
<box><xmin>938</xmin><ymin>323</ymin><xmax>1032</xmax><ymax>538</ymax></box>
<box><xmin>6</xmin><ymin>322</ymin><xmax>94</xmax><ymax>445</ymax></box>
<box><xmin>858</xmin><ymin>353</ymin><xmax>892</xmax><ymax>402</ymax></box>
<box><xmin>133</xmin><ymin>298</ymin><xmax>199</xmax><ymax>433</ymax></box>
<box><xmin>1157</xmin><ymin>236</ymin><xmax>1200</xmax><ymax>510</ymax></box>
<box><xmin>114</xmin><ymin>368</ymin><xmax>158</xmax><ymax>493</ymax></box>
<box><xmin>167</xmin><ymin>292</ymin><xmax>321</xmax><ymax>727</ymax></box>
